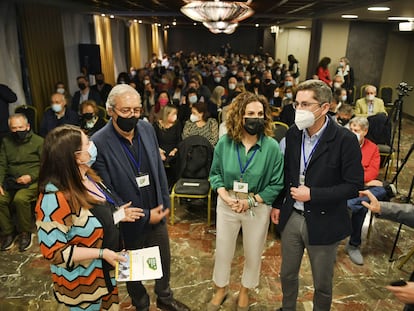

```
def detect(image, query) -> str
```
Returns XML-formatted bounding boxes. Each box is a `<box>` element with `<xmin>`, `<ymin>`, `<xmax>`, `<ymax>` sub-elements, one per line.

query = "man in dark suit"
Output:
<box><xmin>91</xmin><ymin>72</ymin><xmax>112</xmax><ymax>104</ymax></box>
<box><xmin>71</xmin><ymin>75</ymin><xmax>102</xmax><ymax>113</ymax></box>
<box><xmin>91</xmin><ymin>84</ymin><xmax>190</xmax><ymax>311</ymax></box>
<box><xmin>271</xmin><ymin>79</ymin><xmax>364</xmax><ymax>311</ymax></box>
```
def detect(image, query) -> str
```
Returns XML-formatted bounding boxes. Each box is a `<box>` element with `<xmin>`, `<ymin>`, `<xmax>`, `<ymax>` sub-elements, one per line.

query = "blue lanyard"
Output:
<box><xmin>237</xmin><ymin>143</ymin><xmax>259</xmax><ymax>181</ymax></box>
<box><xmin>86</xmin><ymin>176</ymin><xmax>116</xmax><ymax>205</ymax></box>
<box><xmin>301</xmin><ymin>132</ymin><xmax>322</xmax><ymax>175</ymax></box>
<box><xmin>120</xmin><ymin>135</ymin><xmax>142</xmax><ymax>173</ymax></box>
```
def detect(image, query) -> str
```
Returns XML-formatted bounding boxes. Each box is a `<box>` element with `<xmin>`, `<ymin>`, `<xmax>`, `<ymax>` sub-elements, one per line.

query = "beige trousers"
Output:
<box><xmin>212</xmin><ymin>195</ymin><xmax>271</xmax><ymax>288</ymax></box>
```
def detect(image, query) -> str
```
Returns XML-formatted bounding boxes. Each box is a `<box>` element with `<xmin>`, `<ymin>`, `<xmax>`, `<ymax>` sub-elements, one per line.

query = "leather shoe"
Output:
<box><xmin>207</xmin><ymin>292</ymin><xmax>228</xmax><ymax>311</ymax></box>
<box><xmin>156</xmin><ymin>298</ymin><xmax>191</xmax><ymax>311</ymax></box>
<box><xmin>1</xmin><ymin>234</ymin><xmax>15</xmax><ymax>251</ymax></box>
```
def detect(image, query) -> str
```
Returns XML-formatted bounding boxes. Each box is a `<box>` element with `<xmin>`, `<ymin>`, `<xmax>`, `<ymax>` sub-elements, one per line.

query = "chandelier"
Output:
<box><xmin>181</xmin><ymin>0</ymin><xmax>254</xmax><ymax>34</ymax></box>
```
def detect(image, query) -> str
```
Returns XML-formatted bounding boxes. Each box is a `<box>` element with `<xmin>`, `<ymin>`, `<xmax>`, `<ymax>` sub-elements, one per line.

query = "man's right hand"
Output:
<box><xmin>149</xmin><ymin>205</ymin><xmax>170</xmax><ymax>224</ymax></box>
<box><xmin>0</xmin><ymin>186</ymin><xmax>4</xmax><ymax>196</ymax></box>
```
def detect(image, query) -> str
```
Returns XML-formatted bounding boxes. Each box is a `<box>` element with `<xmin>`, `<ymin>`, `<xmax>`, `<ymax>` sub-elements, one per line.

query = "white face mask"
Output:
<box><xmin>52</xmin><ymin>104</ymin><xmax>63</xmax><ymax>113</ymax></box>
<box><xmin>294</xmin><ymin>107</ymin><xmax>321</xmax><ymax>130</ymax></box>
<box><xmin>285</xmin><ymin>93</ymin><xmax>292</xmax><ymax>99</ymax></box>
<box><xmin>56</xmin><ymin>88</ymin><xmax>65</xmax><ymax>94</ymax></box>
<box><xmin>190</xmin><ymin>113</ymin><xmax>199</xmax><ymax>123</ymax></box>
<box><xmin>366</xmin><ymin>94</ymin><xmax>375</xmax><ymax>101</ymax></box>
<box><xmin>274</xmin><ymin>91</ymin><xmax>279</xmax><ymax>98</ymax></box>
<box><xmin>189</xmin><ymin>95</ymin><xmax>198</xmax><ymax>104</ymax></box>
<box><xmin>334</xmin><ymin>82</ymin><xmax>342</xmax><ymax>89</ymax></box>
<box><xmin>341</xmin><ymin>95</ymin><xmax>347</xmax><ymax>102</ymax></box>
<box><xmin>228</xmin><ymin>83</ymin><xmax>236</xmax><ymax>90</ymax></box>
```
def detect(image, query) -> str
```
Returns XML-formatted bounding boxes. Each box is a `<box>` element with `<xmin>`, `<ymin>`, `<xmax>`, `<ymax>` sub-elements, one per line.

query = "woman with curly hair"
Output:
<box><xmin>208</xmin><ymin>92</ymin><xmax>284</xmax><ymax>311</ymax></box>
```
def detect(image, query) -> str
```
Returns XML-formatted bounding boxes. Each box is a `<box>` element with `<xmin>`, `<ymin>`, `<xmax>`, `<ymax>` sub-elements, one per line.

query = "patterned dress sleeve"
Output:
<box><xmin>35</xmin><ymin>190</ymin><xmax>76</xmax><ymax>269</ymax></box>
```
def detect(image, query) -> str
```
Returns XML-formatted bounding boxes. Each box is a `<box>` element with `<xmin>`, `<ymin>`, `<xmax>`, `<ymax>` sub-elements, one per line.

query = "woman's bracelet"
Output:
<box><xmin>98</xmin><ymin>248</ymin><xmax>104</xmax><ymax>259</ymax></box>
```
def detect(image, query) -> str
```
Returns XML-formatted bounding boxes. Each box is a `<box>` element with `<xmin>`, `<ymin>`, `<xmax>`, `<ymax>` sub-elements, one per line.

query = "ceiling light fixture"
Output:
<box><xmin>341</xmin><ymin>14</ymin><xmax>358</xmax><ymax>19</ymax></box>
<box><xmin>388</xmin><ymin>16</ymin><xmax>414</xmax><ymax>21</ymax></box>
<box><xmin>367</xmin><ymin>6</ymin><xmax>390</xmax><ymax>12</ymax></box>
<box><xmin>181</xmin><ymin>0</ymin><xmax>254</xmax><ymax>34</ymax></box>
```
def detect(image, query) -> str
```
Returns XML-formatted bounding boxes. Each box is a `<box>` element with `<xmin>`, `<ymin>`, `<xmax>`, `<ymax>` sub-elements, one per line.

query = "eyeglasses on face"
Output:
<box><xmin>292</xmin><ymin>101</ymin><xmax>320</xmax><ymax>110</ymax></box>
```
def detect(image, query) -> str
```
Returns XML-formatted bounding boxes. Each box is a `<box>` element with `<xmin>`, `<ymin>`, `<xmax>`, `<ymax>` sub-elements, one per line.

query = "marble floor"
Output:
<box><xmin>1</xmin><ymin>118</ymin><xmax>413</xmax><ymax>311</ymax></box>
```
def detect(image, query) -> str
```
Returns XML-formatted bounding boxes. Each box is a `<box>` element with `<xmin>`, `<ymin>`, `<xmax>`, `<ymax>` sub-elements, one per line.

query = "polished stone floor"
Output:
<box><xmin>1</xmin><ymin>118</ymin><xmax>413</xmax><ymax>311</ymax></box>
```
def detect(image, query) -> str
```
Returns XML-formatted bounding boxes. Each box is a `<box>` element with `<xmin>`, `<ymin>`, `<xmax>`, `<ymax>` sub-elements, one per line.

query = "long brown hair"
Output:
<box><xmin>38</xmin><ymin>125</ymin><xmax>99</xmax><ymax>214</ymax></box>
<box><xmin>226</xmin><ymin>92</ymin><xmax>273</xmax><ymax>142</ymax></box>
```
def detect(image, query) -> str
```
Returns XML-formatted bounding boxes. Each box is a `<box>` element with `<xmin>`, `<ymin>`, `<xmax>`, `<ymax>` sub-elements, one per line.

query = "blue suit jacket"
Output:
<box><xmin>276</xmin><ymin>116</ymin><xmax>364</xmax><ymax>245</ymax></box>
<box><xmin>91</xmin><ymin>120</ymin><xmax>170</xmax><ymax>234</ymax></box>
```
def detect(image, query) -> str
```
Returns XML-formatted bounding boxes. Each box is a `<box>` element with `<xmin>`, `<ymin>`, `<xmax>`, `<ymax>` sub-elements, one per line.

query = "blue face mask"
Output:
<box><xmin>86</xmin><ymin>141</ymin><xmax>97</xmax><ymax>167</ymax></box>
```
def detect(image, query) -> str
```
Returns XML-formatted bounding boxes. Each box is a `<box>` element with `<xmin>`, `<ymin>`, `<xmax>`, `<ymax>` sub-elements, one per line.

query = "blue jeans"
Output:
<box><xmin>348</xmin><ymin>186</ymin><xmax>387</xmax><ymax>246</ymax></box>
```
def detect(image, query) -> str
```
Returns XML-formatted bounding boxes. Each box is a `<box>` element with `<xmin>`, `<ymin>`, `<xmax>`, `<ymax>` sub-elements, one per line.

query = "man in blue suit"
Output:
<box><xmin>92</xmin><ymin>84</ymin><xmax>190</xmax><ymax>311</ymax></box>
<box><xmin>271</xmin><ymin>80</ymin><xmax>364</xmax><ymax>311</ymax></box>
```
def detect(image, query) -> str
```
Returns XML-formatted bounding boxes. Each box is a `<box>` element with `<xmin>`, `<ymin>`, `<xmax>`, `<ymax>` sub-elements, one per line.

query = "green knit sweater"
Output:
<box><xmin>0</xmin><ymin>131</ymin><xmax>43</xmax><ymax>185</ymax></box>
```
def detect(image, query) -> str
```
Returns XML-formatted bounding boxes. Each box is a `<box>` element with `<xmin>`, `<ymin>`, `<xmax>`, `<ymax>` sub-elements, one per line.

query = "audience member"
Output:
<box><xmin>91</xmin><ymin>72</ymin><xmax>112</xmax><ymax>104</ymax></box>
<box><xmin>0</xmin><ymin>84</ymin><xmax>17</xmax><ymax>140</ymax></box>
<box><xmin>0</xmin><ymin>114</ymin><xmax>43</xmax><ymax>251</ymax></box>
<box><xmin>40</xmin><ymin>93</ymin><xmax>79</xmax><ymax>137</ymax></box>
<box><xmin>335</xmin><ymin>103</ymin><xmax>354</xmax><ymax>128</ymax></box>
<box><xmin>91</xmin><ymin>84</ymin><xmax>191</xmax><ymax>311</ymax></box>
<box><xmin>79</xmin><ymin>100</ymin><xmax>107</xmax><ymax>137</ymax></box>
<box><xmin>226</xmin><ymin>76</ymin><xmax>243</xmax><ymax>104</ymax></box>
<box><xmin>279</xmin><ymin>87</ymin><xmax>295</xmax><ymax>126</ymax></box>
<box><xmin>336</xmin><ymin>57</ymin><xmax>355</xmax><ymax>103</ymax></box>
<box><xmin>345</xmin><ymin>117</ymin><xmax>392</xmax><ymax>265</ymax></box>
<box><xmin>36</xmin><ymin>125</ymin><xmax>143</xmax><ymax>310</ymax></box>
<box><xmin>182</xmin><ymin>101</ymin><xmax>219</xmax><ymax>146</ymax></box>
<box><xmin>361</xmin><ymin>190</ymin><xmax>414</xmax><ymax>311</ymax></box>
<box><xmin>54</xmin><ymin>81</ymin><xmax>72</xmax><ymax>105</ymax></box>
<box><xmin>271</xmin><ymin>79</ymin><xmax>363</xmax><ymax>311</ymax></box>
<box><xmin>316</xmin><ymin>57</ymin><xmax>332</xmax><ymax>87</ymax></box>
<box><xmin>208</xmin><ymin>92</ymin><xmax>284</xmax><ymax>311</ymax></box>
<box><xmin>287</xmin><ymin>54</ymin><xmax>300</xmax><ymax>84</ymax></box>
<box><xmin>354</xmin><ymin>85</ymin><xmax>387</xmax><ymax>117</ymax></box>
<box><xmin>154</xmin><ymin>104</ymin><xmax>182</xmax><ymax>187</ymax></box>
<box><xmin>71</xmin><ymin>75</ymin><xmax>102</xmax><ymax>113</ymax></box>
<box><xmin>209</xmin><ymin>85</ymin><xmax>226</xmax><ymax>119</ymax></box>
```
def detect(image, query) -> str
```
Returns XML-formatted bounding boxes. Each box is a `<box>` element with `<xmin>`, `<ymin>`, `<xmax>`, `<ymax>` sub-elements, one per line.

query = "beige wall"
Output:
<box><xmin>319</xmin><ymin>21</ymin><xmax>350</xmax><ymax>78</ymax></box>
<box><xmin>275</xmin><ymin>28</ymin><xmax>311</xmax><ymax>83</ymax></box>
<box><xmin>402</xmin><ymin>39</ymin><xmax>414</xmax><ymax>116</ymax></box>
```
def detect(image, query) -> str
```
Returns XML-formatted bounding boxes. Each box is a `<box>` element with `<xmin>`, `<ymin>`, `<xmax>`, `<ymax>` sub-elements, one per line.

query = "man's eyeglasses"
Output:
<box><xmin>292</xmin><ymin>102</ymin><xmax>320</xmax><ymax>110</ymax></box>
<box><xmin>113</xmin><ymin>107</ymin><xmax>142</xmax><ymax>116</ymax></box>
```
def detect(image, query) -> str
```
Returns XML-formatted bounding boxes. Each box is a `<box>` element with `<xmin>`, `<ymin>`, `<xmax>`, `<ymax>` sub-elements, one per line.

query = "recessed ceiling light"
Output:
<box><xmin>388</xmin><ymin>16</ymin><xmax>414</xmax><ymax>21</ymax></box>
<box><xmin>109</xmin><ymin>15</ymin><xmax>114</xmax><ymax>18</ymax></box>
<box><xmin>101</xmin><ymin>14</ymin><xmax>105</xmax><ymax>17</ymax></box>
<box><xmin>399</xmin><ymin>21</ymin><xmax>414</xmax><ymax>31</ymax></box>
<box><xmin>133</xmin><ymin>19</ymin><xmax>137</xmax><ymax>23</ymax></box>
<box><xmin>296</xmin><ymin>25</ymin><xmax>307</xmax><ymax>29</ymax></box>
<box><xmin>255</xmin><ymin>23</ymin><xmax>259</xmax><ymax>27</ymax></box>
<box><xmin>368</xmin><ymin>7</ymin><xmax>390</xmax><ymax>12</ymax></box>
<box><xmin>138</xmin><ymin>20</ymin><xmax>142</xmax><ymax>24</ymax></box>
<box><xmin>193</xmin><ymin>22</ymin><xmax>197</xmax><ymax>26</ymax></box>
<box><xmin>342</xmin><ymin>14</ymin><xmax>358</xmax><ymax>19</ymax></box>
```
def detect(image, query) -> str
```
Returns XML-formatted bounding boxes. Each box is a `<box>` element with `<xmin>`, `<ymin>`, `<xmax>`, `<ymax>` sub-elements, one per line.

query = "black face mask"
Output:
<box><xmin>82</xmin><ymin>113</ymin><xmax>94</xmax><ymax>120</ymax></box>
<box><xmin>236</xmin><ymin>76</ymin><xmax>244</xmax><ymax>82</ymax></box>
<box><xmin>96</xmin><ymin>79</ymin><xmax>104</xmax><ymax>85</ymax></box>
<box><xmin>264</xmin><ymin>78</ymin><xmax>271</xmax><ymax>84</ymax></box>
<box><xmin>337</xmin><ymin>117</ymin><xmax>350</xmax><ymax>126</ymax></box>
<box><xmin>253</xmin><ymin>83</ymin><xmax>260</xmax><ymax>88</ymax></box>
<box><xmin>78</xmin><ymin>83</ymin><xmax>87</xmax><ymax>90</ymax></box>
<box><xmin>11</xmin><ymin>130</ymin><xmax>29</xmax><ymax>142</ymax></box>
<box><xmin>244</xmin><ymin>118</ymin><xmax>265</xmax><ymax>136</ymax></box>
<box><xmin>116</xmin><ymin>115</ymin><xmax>139</xmax><ymax>132</ymax></box>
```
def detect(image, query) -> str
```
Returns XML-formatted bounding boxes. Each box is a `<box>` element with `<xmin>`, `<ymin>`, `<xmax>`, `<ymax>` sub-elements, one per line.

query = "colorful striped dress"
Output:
<box><xmin>35</xmin><ymin>183</ymin><xmax>119</xmax><ymax>311</ymax></box>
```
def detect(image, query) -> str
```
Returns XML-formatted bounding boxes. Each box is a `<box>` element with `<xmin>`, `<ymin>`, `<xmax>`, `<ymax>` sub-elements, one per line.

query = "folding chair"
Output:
<box><xmin>169</xmin><ymin>135</ymin><xmax>214</xmax><ymax>225</ymax></box>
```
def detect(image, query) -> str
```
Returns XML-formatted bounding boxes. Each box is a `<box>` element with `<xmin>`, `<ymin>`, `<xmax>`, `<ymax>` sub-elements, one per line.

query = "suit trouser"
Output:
<box><xmin>124</xmin><ymin>221</ymin><xmax>173</xmax><ymax>310</ymax></box>
<box><xmin>0</xmin><ymin>183</ymin><xmax>37</xmax><ymax>235</ymax></box>
<box><xmin>280</xmin><ymin>211</ymin><xmax>339</xmax><ymax>311</ymax></box>
<box><xmin>213</xmin><ymin>196</ymin><xmax>271</xmax><ymax>289</ymax></box>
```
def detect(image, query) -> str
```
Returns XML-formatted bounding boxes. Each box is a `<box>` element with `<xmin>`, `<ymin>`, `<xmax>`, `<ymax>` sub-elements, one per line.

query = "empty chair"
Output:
<box><xmin>169</xmin><ymin>135</ymin><xmax>214</xmax><ymax>225</ymax></box>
